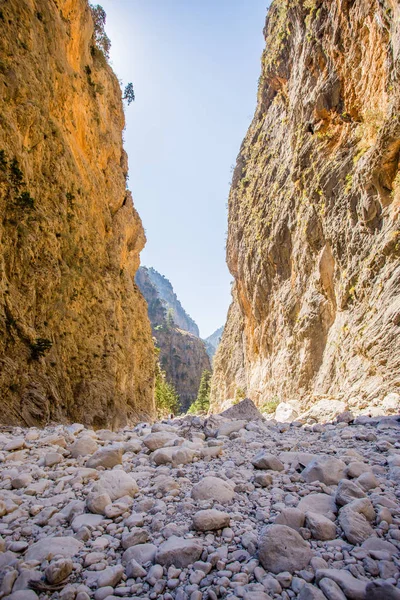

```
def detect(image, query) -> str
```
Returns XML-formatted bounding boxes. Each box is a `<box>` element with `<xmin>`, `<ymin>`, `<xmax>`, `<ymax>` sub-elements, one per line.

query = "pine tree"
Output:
<box><xmin>188</xmin><ymin>369</ymin><xmax>211</xmax><ymax>414</ymax></box>
<box><xmin>154</xmin><ymin>359</ymin><xmax>179</xmax><ymax>418</ymax></box>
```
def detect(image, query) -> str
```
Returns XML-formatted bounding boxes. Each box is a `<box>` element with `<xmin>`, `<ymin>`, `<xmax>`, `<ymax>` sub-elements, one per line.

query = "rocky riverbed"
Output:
<box><xmin>0</xmin><ymin>404</ymin><xmax>399</xmax><ymax>600</ymax></box>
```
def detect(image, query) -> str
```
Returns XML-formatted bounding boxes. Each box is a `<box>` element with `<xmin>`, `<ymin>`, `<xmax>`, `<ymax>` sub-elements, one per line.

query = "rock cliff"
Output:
<box><xmin>212</xmin><ymin>0</ymin><xmax>400</xmax><ymax>411</ymax></box>
<box><xmin>204</xmin><ymin>326</ymin><xmax>224</xmax><ymax>361</ymax></box>
<box><xmin>137</xmin><ymin>267</ymin><xmax>211</xmax><ymax>411</ymax></box>
<box><xmin>0</xmin><ymin>0</ymin><xmax>155</xmax><ymax>427</ymax></box>
<box><xmin>142</xmin><ymin>267</ymin><xmax>199</xmax><ymax>336</ymax></box>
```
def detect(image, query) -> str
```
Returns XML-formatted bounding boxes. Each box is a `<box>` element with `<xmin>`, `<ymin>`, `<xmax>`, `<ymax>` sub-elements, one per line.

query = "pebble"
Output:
<box><xmin>0</xmin><ymin>411</ymin><xmax>398</xmax><ymax>599</ymax></box>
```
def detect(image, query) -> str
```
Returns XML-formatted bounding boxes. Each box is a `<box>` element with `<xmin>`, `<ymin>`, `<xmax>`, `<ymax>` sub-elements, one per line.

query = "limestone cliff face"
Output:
<box><xmin>0</xmin><ymin>0</ymin><xmax>155</xmax><ymax>426</ymax></box>
<box><xmin>212</xmin><ymin>0</ymin><xmax>400</xmax><ymax>411</ymax></box>
<box><xmin>204</xmin><ymin>326</ymin><xmax>224</xmax><ymax>361</ymax></box>
<box><xmin>136</xmin><ymin>267</ymin><xmax>211</xmax><ymax>411</ymax></box>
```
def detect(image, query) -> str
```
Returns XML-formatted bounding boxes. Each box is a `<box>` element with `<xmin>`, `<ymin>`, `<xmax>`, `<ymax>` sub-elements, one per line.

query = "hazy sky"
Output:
<box><xmin>101</xmin><ymin>0</ymin><xmax>268</xmax><ymax>338</ymax></box>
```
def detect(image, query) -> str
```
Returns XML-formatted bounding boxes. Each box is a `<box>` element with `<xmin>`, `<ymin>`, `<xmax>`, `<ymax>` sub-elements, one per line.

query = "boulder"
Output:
<box><xmin>299</xmin><ymin>399</ymin><xmax>347</xmax><ymax>423</ymax></box>
<box><xmin>69</xmin><ymin>436</ymin><xmax>98</xmax><ymax>458</ymax></box>
<box><xmin>193</xmin><ymin>509</ymin><xmax>230</xmax><ymax>531</ymax></box>
<box><xmin>305</xmin><ymin>511</ymin><xmax>336</xmax><ymax>540</ymax></box>
<box><xmin>258</xmin><ymin>524</ymin><xmax>312</xmax><ymax>574</ymax></box>
<box><xmin>217</xmin><ymin>420</ymin><xmax>247</xmax><ymax>437</ymax></box>
<box><xmin>26</xmin><ymin>537</ymin><xmax>83</xmax><ymax>562</ymax></box>
<box><xmin>252</xmin><ymin>452</ymin><xmax>284</xmax><ymax>471</ymax></box>
<box><xmin>143</xmin><ymin>432</ymin><xmax>178</xmax><ymax>451</ymax></box>
<box><xmin>45</xmin><ymin>558</ymin><xmax>73</xmax><ymax>584</ymax></box>
<box><xmin>122</xmin><ymin>543</ymin><xmax>157</xmax><ymax>565</ymax></box>
<box><xmin>86</xmin><ymin>447</ymin><xmax>123</xmax><ymax>469</ymax></box>
<box><xmin>191</xmin><ymin>476</ymin><xmax>235</xmax><ymax>504</ymax></box>
<box><xmin>339</xmin><ymin>504</ymin><xmax>375</xmax><ymax>545</ymax></box>
<box><xmin>94</xmin><ymin>470</ymin><xmax>138</xmax><ymax>502</ymax></box>
<box><xmin>297</xmin><ymin>493</ymin><xmax>337</xmax><ymax>521</ymax></box>
<box><xmin>155</xmin><ymin>536</ymin><xmax>203</xmax><ymax>568</ymax></box>
<box><xmin>315</xmin><ymin>569</ymin><xmax>368</xmax><ymax>600</ymax></box>
<box><xmin>335</xmin><ymin>479</ymin><xmax>366</xmax><ymax>506</ymax></box>
<box><xmin>219</xmin><ymin>398</ymin><xmax>263</xmax><ymax>420</ymax></box>
<box><xmin>302</xmin><ymin>456</ymin><xmax>346</xmax><ymax>485</ymax></box>
<box><xmin>275</xmin><ymin>508</ymin><xmax>305</xmax><ymax>531</ymax></box>
<box><xmin>275</xmin><ymin>402</ymin><xmax>299</xmax><ymax>423</ymax></box>
<box><xmin>365</xmin><ymin>581</ymin><xmax>400</xmax><ymax>600</ymax></box>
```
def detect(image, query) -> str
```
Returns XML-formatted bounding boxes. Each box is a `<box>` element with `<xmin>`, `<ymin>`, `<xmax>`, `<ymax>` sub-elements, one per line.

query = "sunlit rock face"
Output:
<box><xmin>0</xmin><ymin>0</ymin><xmax>155</xmax><ymax>427</ymax></box>
<box><xmin>212</xmin><ymin>0</ymin><xmax>400</xmax><ymax>411</ymax></box>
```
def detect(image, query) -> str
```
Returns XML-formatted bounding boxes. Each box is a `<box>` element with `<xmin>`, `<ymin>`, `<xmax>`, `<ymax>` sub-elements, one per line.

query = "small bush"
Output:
<box><xmin>261</xmin><ymin>398</ymin><xmax>280</xmax><ymax>413</ymax></box>
<box><xmin>9</xmin><ymin>158</ymin><xmax>24</xmax><ymax>188</ymax></box>
<box><xmin>30</xmin><ymin>338</ymin><xmax>52</xmax><ymax>360</ymax></box>
<box><xmin>16</xmin><ymin>191</ymin><xmax>34</xmax><ymax>209</ymax></box>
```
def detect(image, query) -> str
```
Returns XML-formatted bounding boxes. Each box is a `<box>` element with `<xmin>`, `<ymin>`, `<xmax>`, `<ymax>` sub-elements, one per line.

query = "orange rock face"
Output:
<box><xmin>0</xmin><ymin>0</ymin><xmax>155</xmax><ymax>426</ymax></box>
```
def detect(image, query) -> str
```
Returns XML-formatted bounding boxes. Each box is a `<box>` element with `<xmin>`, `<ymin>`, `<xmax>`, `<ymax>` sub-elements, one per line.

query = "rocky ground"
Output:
<box><xmin>0</xmin><ymin>401</ymin><xmax>399</xmax><ymax>600</ymax></box>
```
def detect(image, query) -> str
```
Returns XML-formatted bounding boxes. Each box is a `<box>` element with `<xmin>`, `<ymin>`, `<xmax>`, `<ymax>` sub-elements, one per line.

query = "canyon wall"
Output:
<box><xmin>212</xmin><ymin>0</ymin><xmax>400</xmax><ymax>411</ymax></box>
<box><xmin>137</xmin><ymin>267</ymin><xmax>211</xmax><ymax>411</ymax></box>
<box><xmin>0</xmin><ymin>0</ymin><xmax>155</xmax><ymax>427</ymax></box>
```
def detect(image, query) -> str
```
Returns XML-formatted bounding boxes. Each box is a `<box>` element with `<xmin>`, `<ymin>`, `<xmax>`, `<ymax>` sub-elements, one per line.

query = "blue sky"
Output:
<box><xmin>101</xmin><ymin>0</ymin><xmax>268</xmax><ymax>338</ymax></box>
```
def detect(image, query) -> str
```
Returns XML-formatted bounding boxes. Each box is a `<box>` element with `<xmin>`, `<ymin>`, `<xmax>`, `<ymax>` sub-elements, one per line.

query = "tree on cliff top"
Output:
<box><xmin>188</xmin><ymin>369</ymin><xmax>211</xmax><ymax>414</ymax></box>
<box><xmin>90</xmin><ymin>4</ymin><xmax>111</xmax><ymax>59</ymax></box>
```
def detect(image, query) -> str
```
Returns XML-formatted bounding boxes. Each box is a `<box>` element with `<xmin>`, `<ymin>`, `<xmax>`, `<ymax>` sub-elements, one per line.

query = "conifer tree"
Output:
<box><xmin>188</xmin><ymin>369</ymin><xmax>211</xmax><ymax>414</ymax></box>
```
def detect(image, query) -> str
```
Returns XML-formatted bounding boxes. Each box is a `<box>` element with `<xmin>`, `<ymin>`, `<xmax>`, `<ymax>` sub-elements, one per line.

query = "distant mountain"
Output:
<box><xmin>143</xmin><ymin>267</ymin><xmax>199</xmax><ymax>336</ymax></box>
<box><xmin>204</xmin><ymin>326</ymin><xmax>224</xmax><ymax>361</ymax></box>
<box><xmin>136</xmin><ymin>267</ymin><xmax>210</xmax><ymax>411</ymax></box>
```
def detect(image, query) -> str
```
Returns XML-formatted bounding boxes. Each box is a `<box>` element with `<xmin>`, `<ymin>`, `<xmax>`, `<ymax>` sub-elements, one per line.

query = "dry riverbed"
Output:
<box><xmin>0</xmin><ymin>405</ymin><xmax>399</xmax><ymax>600</ymax></box>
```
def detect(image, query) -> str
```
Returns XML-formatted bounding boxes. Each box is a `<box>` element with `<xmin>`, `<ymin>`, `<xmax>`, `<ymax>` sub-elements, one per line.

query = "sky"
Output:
<box><xmin>101</xmin><ymin>0</ymin><xmax>268</xmax><ymax>338</ymax></box>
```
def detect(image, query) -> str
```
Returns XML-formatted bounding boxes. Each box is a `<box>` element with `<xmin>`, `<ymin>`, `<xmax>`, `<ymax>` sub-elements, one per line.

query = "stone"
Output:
<box><xmin>305</xmin><ymin>511</ymin><xmax>336</xmax><ymax>540</ymax></box>
<box><xmin>71</xmin><ymin>513</ymin><xmax>104</xmax><ymax>532</ymax></box>
<box><xmin>361</xmin><ymin>537</ymin><xmax>398</xmax><ymax>556</ymax></box>
<box><xmin>339</xmin><ymin>502</ymin><xmax>375</xmax><ymax>544</ymax></box>
<box><xmin>365</xmin><ymin>581</ymin><xmax>400</xmax><ymax>600</ymax></box>
<box><xmin>143</xmin><ymin>432</ymin><xmax>178</xmax><ymax>451</ymax></box>
<box><xmin>7</xmin><ymin>592</ymin><xmax>39</xmax><ymax>600</ymax></box>
<box><xmin>11</xmin><ymin>473</ymin><xmax>32</xmax><ymax>489</ymax></box>
<box><xmin>258</xmin><ymin>524</ymin><xmax>312</xmax><ymax>574</ymax></box>
<box><xmin>125</xmin><ymin>559</ymin><xmax>147</xmax><ymax>578</ymax></box>
<box><xmin>319</xmin><ymin>578</ymin><xmax>347</xmax><ymax>600</ymax></box>
<box><xmin>345</xmin><ymin>462</ymin><xmax>371</xmax><ymax>479</ymax></box>
<box><xmin>121</xmin><ymin>527</ymin><xmax>149</xmax><ymax>548</ymax></box>
<box><xmin>302</xmin><ymin>456</ymin><xmax>346</xmax><ymax>485</ymax></box>
<box><xmin>69</xmin><ymin>436</ymin><xmax>98</xmax><ymax>458</ymax></box>
<box><xmin>254</xmin><ymin>472</ymin><xmax>273</xmax><ymax>487</ymax></box>
<box><xmin>297</xmin><ymin>494</ymin><xmax>337</xmax><ymax>521</ymax></box>
<box><xmin>315</xmin><ymin>569</ymin><xmax>368</xmax><ymax>600</ymax></box>
<box><xmin>44</xmin><ymin>452</ymin><xmax>63</xmax><ymax>467</ymax></box>
<box><xmin>298</xmin><ymin>584</ymin><xmax>327</xmax><ymax>600</ymax></box>
<box><xmin>356</xmin><ymin>471</ymin><xmax>379</xmax><ymax>491</ymax></box>
<box><xmin>217</xmin><ymin>419</ymin><xmax>247</xmax><ymax>437</ymax></box>
<box><xmin>122</xmin><ymin>543</ymin><xmax>157</xmax><ymax>565</ymax></box>
<box><xmin>96</xmin><ymin>565</ymin><xmax>124</xmax><ymax>588</ymax></box>
<box><xmin>86</xmin><ymin>447</ymin><xmax>123</xmax><ymax>469</ymax></box>
<box><xmin>191</xmin><ymin>476</ymin><xmax>235</xmax><ymax>504</ymax></box>
<box><xmin>193</xmin><ymin>509</ymin><xmax>230</xmax><ymax>531</ymax></box>
<box><xmin>382</xmin><ymin>392</ymin><xmax>400</xmax><ymax>414</ymax></box>
<box><xmin>87</xmin><ymin>492</ymin><xmax>112</xmax><ymax>515</ymax></box>
<box><xmin>275</xmin><ymin>402</ymin><xmax>299</xmax><ymax>422</ymax></box>
<box><xmin>275</xmin><ymin>508</ymin><xmax>305</xmax><ymax>531</ymax></box>
<box><xmin>95</xmin><ymin>470</ymin><xmax>139</xmax><ymax>501</ymax></box>
<box><xmin>26</xmin><ymin>537</ymin><xmax>83</xmax><ymax>561</ymax></box>
<box><xmin>335</xmin><ymin>479</ymin><xmax>366</xmax><ymax>506</ymax></box>
<box><xmin>155</xmin><ymin>536</ymin><xmax>203</xmax><ymax>568</ymax></box>
<box><xmin>252</xmin><ymin>452</ymin><xmax>284</xmax><ymax>471</ymax></box>
<box><xmin>45</xmin><ymin>558</ymin><xmax>73</xmax><ymax>584</ymax></box>
<box><xmin>219</xmin><ymin>398</ymin><xmax>263</xmax><ymax>420</ymax></box>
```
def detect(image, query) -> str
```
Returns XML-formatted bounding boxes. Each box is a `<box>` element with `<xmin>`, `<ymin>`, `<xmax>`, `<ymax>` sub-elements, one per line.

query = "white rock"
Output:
<box><xmin>258</xmin><ymin>524</ymin><xmax>312</xmax><ymax>574</ymax></box>
<box><xmin>193</xmin><ymin>509</ymin><xmax>230</xmax><ymax>531</ymax></box>
<box><xmin>26</xmin><ymin>536</ymin><xmax>83</xmax><ymax>561</ymax></box>
<box><xmin>155</xmin><ymin>536</ymin><xmax>203</xmax><ymax>568</ymax></box>
<box><xmin>191</xmin><ymin>476</ymin><xmax>235</xmax><ymax>504</ymax></box>
<box><xmin>94</xmin><ymin>470</ymin><xmax>138</xmax><ymax>501</ymax></box>
<box><xmin>275</xmin><ymin>402</ymin><xmax>299</xmax><ymax>423</ymax></box>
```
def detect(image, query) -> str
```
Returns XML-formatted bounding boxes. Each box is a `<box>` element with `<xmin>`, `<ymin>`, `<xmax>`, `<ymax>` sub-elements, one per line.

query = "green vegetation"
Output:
<box><xmin>233</xmin><ymin>386</ymin><xmax>246</xmax><ymax>404</ymax></box>
<box><xmin>90</xmin><ymin>4</ymin><xmax>111</xmax><ymax>60</ymax></box>
<box><xmin>30</xmin><ymin>338</ymin><xmax>52</xmax><ymax>360</ymax></box>
<box><xmin>188</xmin><ymin>369</ymin><xmax>211</xmax><ymax>414</ymax></box>
<box><xmin>123</xmin><ymin>83</ymin><xmax>135</xmax><ymax>105</ymax></box>
<box><xmin>261</xmin><ymin>398</ymin><xmax>280</xmax><ymax>413</ymax></box>
<box><xmin>154</xmin><ymin>355</ymin><xmax>179</xmax><ymax>418</ymax></box>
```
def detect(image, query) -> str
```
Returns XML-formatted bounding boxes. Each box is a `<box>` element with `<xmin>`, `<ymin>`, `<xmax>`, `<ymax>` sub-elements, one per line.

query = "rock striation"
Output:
<box><xmin>0</xmin><ymin>0</ymin><xmax>155</xmax><ymax>427</ymax></box>
<box><xmin>211</xmin><ymin>0</ymin><xmax>400</xmax><ymax>411</ymax></box>
<box><xmin>136</xmin><ymin>267</ymin><xmax>211</xmax><ymax>411</ymax></box>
